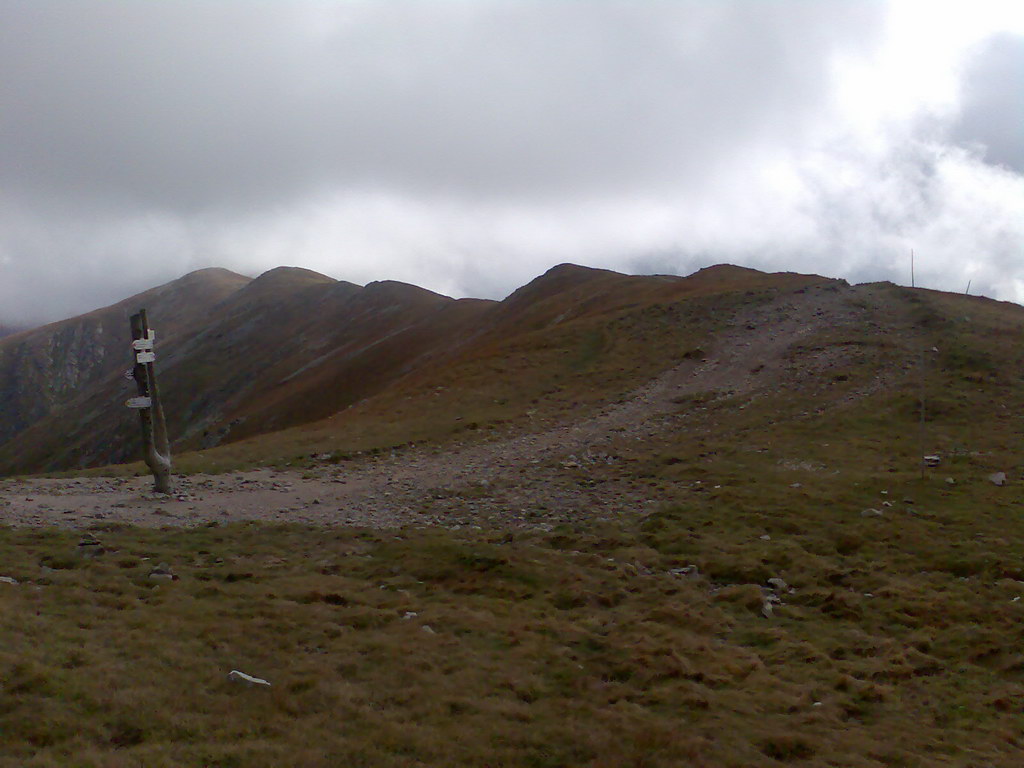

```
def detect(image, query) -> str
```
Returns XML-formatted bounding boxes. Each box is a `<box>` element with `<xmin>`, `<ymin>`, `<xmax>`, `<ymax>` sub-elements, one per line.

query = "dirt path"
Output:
<box><xmin>0</xmin><ymin>285</ymin><xmax>872</xmax><ymax>531</ymax></box>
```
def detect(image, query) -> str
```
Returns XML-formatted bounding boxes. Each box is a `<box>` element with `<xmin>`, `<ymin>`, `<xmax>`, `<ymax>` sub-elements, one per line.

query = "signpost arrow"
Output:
<box><xmin>126</xmin><ymin>396</ymin><xmax>152</xmax><ymax>409</ymax></box>
<box><xmin>132</xmin><ymin>330</ymin><xmax>155</xmax><ymax>351</ymax></box>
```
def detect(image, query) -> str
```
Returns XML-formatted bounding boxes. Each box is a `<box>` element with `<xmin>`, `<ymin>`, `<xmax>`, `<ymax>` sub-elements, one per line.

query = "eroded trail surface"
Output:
<box><xmin>1</xmin><ymin>286</ymin><xmax>877</xmax><ymax>530</ymax></box>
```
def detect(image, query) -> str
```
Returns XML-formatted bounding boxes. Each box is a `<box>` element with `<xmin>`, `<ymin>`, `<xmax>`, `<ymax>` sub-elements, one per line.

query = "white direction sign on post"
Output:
<box><xmin>132</xmin><ymin>330</ymin><xmax>155</xmax><ymax>351</ymax></box>
<box><xmin>126</xmin><ymin>396</ymin><xmax>153</xmax><ymax>409</ymax></box>
<box><xmin>132</xmin><ymin>330</ymin><xmax>156</xmax><ymax>363</ymax></box>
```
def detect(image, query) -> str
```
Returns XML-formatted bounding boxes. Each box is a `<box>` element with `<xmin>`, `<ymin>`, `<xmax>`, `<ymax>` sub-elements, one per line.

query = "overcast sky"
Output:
<box><xmin>1</xmin><ymin>0</ymin><xmax>1022</xmax><ymax>325</ymax></box>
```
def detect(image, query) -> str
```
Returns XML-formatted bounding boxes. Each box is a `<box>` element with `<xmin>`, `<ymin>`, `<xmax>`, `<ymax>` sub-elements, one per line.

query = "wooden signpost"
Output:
<box><xmin>129</xmin><ymin>310</ymin><xmax>173</xmax><ymax>493</ymax></box>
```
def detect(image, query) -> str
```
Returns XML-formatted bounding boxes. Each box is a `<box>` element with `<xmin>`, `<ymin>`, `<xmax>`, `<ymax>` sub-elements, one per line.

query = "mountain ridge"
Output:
<box><xmin>1</xmin><ymin>262</ymin><xmax>1021</xmax><ymax>477</ymax></box>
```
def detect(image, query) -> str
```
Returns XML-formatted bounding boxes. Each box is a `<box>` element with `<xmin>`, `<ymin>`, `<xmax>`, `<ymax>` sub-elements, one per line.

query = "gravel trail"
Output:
<box><xmin>1</xmin><ymin>285</ymin><xmax>874</xmax><ymax>530</ymax></box>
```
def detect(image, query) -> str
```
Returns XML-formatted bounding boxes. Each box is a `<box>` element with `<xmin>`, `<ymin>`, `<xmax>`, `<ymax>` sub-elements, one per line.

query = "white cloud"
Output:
<box><xmin>0</xmin><ymin>1</ymin><xmax>1022</xmax><ymax>324</ymax></box>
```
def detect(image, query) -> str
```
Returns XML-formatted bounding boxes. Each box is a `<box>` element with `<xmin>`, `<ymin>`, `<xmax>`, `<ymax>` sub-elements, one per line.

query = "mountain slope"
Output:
<box><xmin>3</xmin><ymin>266</ymin><xmax>1024</xmax><ymax>768</ymax></box>
<box><xmin>0</xmin><ymin>268</ymin><xmax>250</xmax><ymax>447</ymax></box>
<box><xmin>160</xmin><ymin>264</ymin><xmax>851</xmax><ymax>471</ymax></box>
<box><xmin>162</xmin><ymin>267</ymin><xmax>1024</xmax><ymax>485</ymax></box>
<box><xmin>0</xmin><ymin>268</ymin><xmax>496</xmax><ymax>473</ymax></box>
<box><xmin>2</xmin><ymin>262</ymin><xmax>1022</xmax><ymax>481</ymax></box>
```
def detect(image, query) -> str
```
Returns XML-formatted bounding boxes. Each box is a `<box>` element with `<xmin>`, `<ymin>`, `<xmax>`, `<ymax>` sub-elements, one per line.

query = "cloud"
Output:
<box><xmin>1</xmin><ymin>2</ymin><xmax>884</xmax><ymax>208</ymax></box>
<box><xmin>953</xmin><ymin>33</ymin><xmax>1024</xmax><ymax>172</ymax></box>
<box><xmin>0</xmin><ymin>1</ymin><xmax>1022</xmax><ymax>325</ymax></box>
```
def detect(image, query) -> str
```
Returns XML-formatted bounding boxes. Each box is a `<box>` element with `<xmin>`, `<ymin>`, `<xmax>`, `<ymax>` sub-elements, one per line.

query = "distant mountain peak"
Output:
<box><xmin>232</xmin><ymin>267</ymin><xmax>337</xmax><ymax>302</ymax></box>
<box><xmin>690</xmin><ymin>263</ymin><xmax>763</xmax><ymax>279</ymax></box>
<box><xmin>251</xmin><ymin>266</ymin><xmax>336</xmax><ymax>285</ymax></box>
<box><xmin>503</xmin><ymin>263</ymin><xmax>618</xmax><ymax>304</ymax></box>
<box><xmin>179</xmin><ymin>267</ymin><xmax>249</xmax><ymax>280</ymax></box>
<box><xmin>362</xmin><ymin>280</ymin><xmax>451</xmax><ymax>302</ymax></box>
<box><xmin>541</xmin><ymin>263</ymin><xmax>614</xmax><ymax>278</ymax></box>
<box><xmin>158</xmin><ymin>268</ymin><xmax>251</xmax><ymax>297</ymax></box>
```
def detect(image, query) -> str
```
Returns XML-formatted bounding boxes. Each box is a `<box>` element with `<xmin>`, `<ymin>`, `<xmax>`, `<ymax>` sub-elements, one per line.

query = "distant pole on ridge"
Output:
<box><xmin>129</xmin><ymin>309</ymin><xmax>173</xmax><ymax>493</ymax></box>
<box><xmin>910</xmin><ymin>249</ymin><xmax>915</xmax><ymax>289</ymax></box>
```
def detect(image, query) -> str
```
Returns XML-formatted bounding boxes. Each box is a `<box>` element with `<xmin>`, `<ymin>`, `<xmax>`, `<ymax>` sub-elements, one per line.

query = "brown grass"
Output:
<box><xmin>1</xmin><ymin>488</ymin><xmax>1023</xmax><ymax>767</ymax></box>
<box><xmin>4</xmin><ymin>273</ymin><xmax>1024</xmax><ymax>765</ymax></box>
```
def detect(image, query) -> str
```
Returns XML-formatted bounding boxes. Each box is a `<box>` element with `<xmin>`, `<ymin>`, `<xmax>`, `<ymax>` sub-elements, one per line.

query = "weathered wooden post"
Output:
<box><xmin>129</xmin><ymin>309</ymin><xmax>173</xmax><ymax>493</ymax></box>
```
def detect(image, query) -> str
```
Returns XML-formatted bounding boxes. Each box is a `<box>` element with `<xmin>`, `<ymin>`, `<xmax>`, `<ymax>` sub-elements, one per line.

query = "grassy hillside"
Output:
<box><xmin>0</xmin><ymin>268</ymin><xmax>250</xmax><ymax>451</ymax></box>
<box><xmin>0</xmin><ymin>270</ymin><xmax>493</xmax><ymax>475</ymax></box>
<box><xmin>1</xmin><ymin>483</ymin><xmax>1023</xmax><ymax>766</ymax></box>
<box><xmin>155</xmin><ymin>265</ymin><xmax>835</xmax><ymax>474</ymax></box>
<box><xmin>2</xmin><ymin>265</ymin><xmax>1023</xmax><ymax>765</ymax></box>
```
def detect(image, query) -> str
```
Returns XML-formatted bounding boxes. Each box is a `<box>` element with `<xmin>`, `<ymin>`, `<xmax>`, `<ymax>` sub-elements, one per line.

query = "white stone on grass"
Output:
<box><xmin>228</xmin><ymin>670</ymin><xmax>271</xmax><ymax>686</ymax></box>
